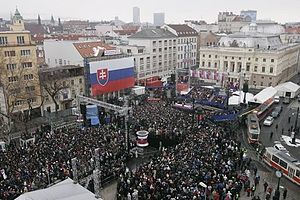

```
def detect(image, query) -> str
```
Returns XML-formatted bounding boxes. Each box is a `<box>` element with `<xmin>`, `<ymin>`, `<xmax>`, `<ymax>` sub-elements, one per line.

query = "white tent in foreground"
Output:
<box><xmin>16</xmin><ymin>178</ymin><xmax>99</xmax><ymax>200</ymax></box>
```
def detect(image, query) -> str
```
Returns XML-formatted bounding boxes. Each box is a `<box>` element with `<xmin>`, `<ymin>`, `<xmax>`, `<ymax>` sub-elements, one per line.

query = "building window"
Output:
<box><xmin>14</xmin><ymin>100</ymin><xmax>23</xmax><ymax>106</ymax></box>
<box><xmin>25</xmin><ymin>86</ymin><xmax>35</xmax><ymax>92</ymax></box>
<box><xmin>0</xmin><ymin>37</ymin><xmax>8</xmax><ymax>45</ymax></box>
<box><xmin>260</xmin><ymin>82</ymin><xmax>263</xmax><ymax>86</ymax></box>
<box><xmin>8</xmin><ymin>76</ymin><xmax>18</xmax><ymax>82</ymax></box>
<box><xmin>208</xmin><ymin>62</ymin><xmax>211</xmax><ymax>67</ymax></box>
<box><xmin>22</xmin><ymin>62</ymin><xmax>32</xmax><ymax>68</ymax></box>
<box><xmin>246</xmin><ymin>65</ymin><xmax>250</xmax><ymax>71</ymax></box>
<box><xmin>159</xmin><ymin>48</ymin><xmax>162</xmax><ymax>52</ymax></box>
<box><xmin>6</xmin><ymin>64</ymin><xmax>17</xmax><ymax>70</ymax></box>
<box><xmin>71</xmin><ymin>80</ymin><xmax>74</xmax><ymax>85</ymax></box>
<box><xmin>270</xmin><ymin>67</ymin><xmax>273</xmax><ymax>73</ymax></box>
<box><xmin>215</xmin><ymin>55</ymin><xmax>217</xmax><ymax>58</ymax></box>
<box><xmin>232</xmin><ymin>57</ymin><xmax>234</xmax><ymax>60</ymax></box>
<box><xmin>269</xmin><ymin>82</ymin><xmax>272</xmax><ymax>86</ymax></box>
<box><xmin>263</xmin><ymin>58</ymin><xmax>266</xmax><ymax>62</ymax></box>
<box><xmin>17</xmin><ymin>36</ymin><xmax>25</xmax><ymax>44</ymax></box>
<box><xmin>248</xmin><ymin>58</ymin><xmax>251</xmax><ymax>61</ymax></box>
<box><xmin>271</xmin><ymin>59</ymin><xmax>274</xmax><ymax>63</ymax></box>
<box><xmin>239</xmin><ymin>57</ymin><xmax>241</xmax><ymax>60</ymax></box>
<box><xmin>127</xmin><ymin>49</ymin><xmax>132</xmax><ymax>53</ymax></box>
<box><xmin>4</xmin><ymin>51</ymin><xmax>16</xmax><ymax>57</ymax></box>
<box><xmin>208</xmin><ymin>55</ymin><xmax>211</xmax><ymax>58</ymax></box>
<box><xmin>225</xmin><ymin>56</ymin><xmax>227</xmax><ymax>59</ymax></box>
<box><xmin>24</xmin><ymin>74</ymin><xmax>34</xmax><ymax>80</ymax></box>
<box><xmin>20</xmin><ymin>50</ymin><xmax>31</xmax><ymax>56</ymax></box>
<box><xmin>79</xmin><ymin>78</ymin><xmax>82</xmax><ymax>84</ymax></box>
<box><xmin>255</xmin><ymin>58</ymin><xmax>258</xmax><ymax>62</ymax></box>
<box><xmin>214</xmin><ymin>63</ymin><xmax>217</xmax><ymax>68</ymax></box>
<box><xmin>203</xmin><ymin>54</ymin><xmax>205</xmax><ymax>57</ymax></box>
<box><xmin>59</xmin><ymin>59</ymin><xmax>62</xmax><ymax>65</ymax></box>
<box><xmin>254</xmin><ymin>66</ymin><xmax>258</xmax><ymax>72</ymax></box>
<box><xmin>262</xmin><ymin>67</ymin><xmax>265</xmax><ymax>73</ymax></box>
<box><xmin>202</xmin><ymin>61</ymin><xmax>205</xmax><ymax>67</ymax></box>
<box><xmin>153</xmin><ymin>49</ymin><xmax>156</xmax><ymax>53</ymax></box>
<box><xmin>261</xmin><ymin>76</ymin><xmax>264</xmax><ymax>79</ymax></box>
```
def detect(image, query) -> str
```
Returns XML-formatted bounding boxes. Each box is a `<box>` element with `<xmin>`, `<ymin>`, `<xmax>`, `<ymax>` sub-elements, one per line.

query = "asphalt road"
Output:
<box><xmin>259</xmin><ymin>98</ymin><xmax>300</xmax><ymax>160</ymax></box>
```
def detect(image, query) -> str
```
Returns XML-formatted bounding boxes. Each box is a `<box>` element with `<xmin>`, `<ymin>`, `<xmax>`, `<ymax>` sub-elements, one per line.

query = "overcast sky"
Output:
<box><xmin>1</xmin><ymin>0</ymin><xmax>299</xmax><ymax>24</ymax></box>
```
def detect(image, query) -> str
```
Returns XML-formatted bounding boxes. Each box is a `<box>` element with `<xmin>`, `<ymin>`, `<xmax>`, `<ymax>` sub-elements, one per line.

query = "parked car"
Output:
<box><xmin>271</xmin><ymin>106</ymin><xmax>283</xmax><ymax>118</ymax></box>
<box><xmin>263</xmin><ymin>116</ymin><xmax>274</xmax><ymax>126</ymax></box>
<box><xmin>274</xmin><ymin>96</ymin><xmax>280</xmax><ymax>103</ymax></box>
<box><xmin>283</xmin><ymin>96</ymin><xmax>290</xmax><ymax>104</ymax></box>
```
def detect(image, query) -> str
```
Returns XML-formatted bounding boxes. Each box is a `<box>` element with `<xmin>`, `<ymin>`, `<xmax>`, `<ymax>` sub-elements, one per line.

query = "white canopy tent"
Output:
<box><xmin>249</xmin><ymin>86</ymin><xmax>277</xmax><ymax>104</ymax></box>
<box><xmin>16</xmin><ymin>178</ymin><xmax>99</xmax><ymax>200</ymax></box>
<box><xmin>275</xmin><ymin>81</ymin><xmax>300</xmax><ymax>98</ymax></box>
<box><xmin>228</xmin><ymin>91</ymin><xmax>254</xmax><ymax>105</ymax></box>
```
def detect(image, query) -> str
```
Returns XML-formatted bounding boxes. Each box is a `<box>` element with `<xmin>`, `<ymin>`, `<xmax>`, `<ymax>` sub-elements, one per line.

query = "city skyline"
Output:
<box><xmin>0</xmin><ymin>0</ymin><xmax>299</xmax><ymax>24</ymax></box>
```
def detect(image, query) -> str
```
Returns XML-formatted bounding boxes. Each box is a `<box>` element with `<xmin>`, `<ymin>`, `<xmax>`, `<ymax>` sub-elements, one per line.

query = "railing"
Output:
<box><xmin>0</xmin><ymin>41</ymin><xmax>35</xmax><ymax>46</ymax></box>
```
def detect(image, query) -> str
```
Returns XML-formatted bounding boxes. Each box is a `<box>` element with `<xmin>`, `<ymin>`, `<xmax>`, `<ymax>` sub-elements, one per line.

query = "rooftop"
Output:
<box><xmin>128</xmin><ymin>28</ymin><xmax>176</xmax><ymax>39</ymax></box>
<box><xmin>73</xmin><ymin>41</ymin><xmax>115</xmax><ymax>58</ymax></box>
<box><xmin>167</xmin><ymin>24</ymin><xmax>198</xmax><ymax>36</ymax></box>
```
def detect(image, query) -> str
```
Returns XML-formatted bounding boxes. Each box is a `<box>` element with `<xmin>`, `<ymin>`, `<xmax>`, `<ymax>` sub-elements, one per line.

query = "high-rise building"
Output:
<box><xmin>0</xmin><ymin>9</ymin><xmax>42</xmax><ymax>119</ymax></box>
<box><xmin>153</xmin><ymin>13</ymin><xmax>165</xmax><ymax>27</ymax></box>
<box><xmin>133</xmin><ymin>7</ymin><xmax>140</xmax><ymax>24</ymax></box>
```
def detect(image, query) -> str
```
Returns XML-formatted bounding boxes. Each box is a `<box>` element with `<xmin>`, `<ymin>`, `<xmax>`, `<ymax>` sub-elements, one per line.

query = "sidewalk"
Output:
<box><xmin>239</xmin><ymin>165</ymin><xmax>299</xmax><ymax>200</ymax></box>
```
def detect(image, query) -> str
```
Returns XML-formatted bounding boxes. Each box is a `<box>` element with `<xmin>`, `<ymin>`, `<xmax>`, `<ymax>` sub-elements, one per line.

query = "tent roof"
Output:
<box><xmin>250</xmin><ymin>86</ymin><xmax>277</xmax><ymax>104</ymax></box>
<box><xmin>229</xmin><ymin>91</ymin><xmax>254</xmax><ymax>105</ymax></box>
<box><xmin>275</xmin><ymin>81</ymin><xmax>300</xmax><ymax>93</ymax></box>
<box><xmin>16</xmin><ymin>178</ymin><xmax>99</xmax><ymax>200</ymax></box>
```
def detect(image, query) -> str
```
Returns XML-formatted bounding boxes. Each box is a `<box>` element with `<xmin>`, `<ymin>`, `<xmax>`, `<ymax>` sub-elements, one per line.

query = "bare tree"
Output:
<box><xmin>39</xmin><ymin>68</ymin><xmax>69</xmax><ymax>112</ymax></box>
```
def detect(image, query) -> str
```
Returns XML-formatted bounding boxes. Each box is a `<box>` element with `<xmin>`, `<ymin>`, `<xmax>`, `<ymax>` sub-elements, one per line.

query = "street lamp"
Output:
<box><xmin>274</xmin><ymin>170</ymin><xmax>282</xmax><ymax>200</ymax></box>
<box><xmin>199</xmin><ymin>182</ymin><xmax>207</xmax><ymax>200</ymax></box>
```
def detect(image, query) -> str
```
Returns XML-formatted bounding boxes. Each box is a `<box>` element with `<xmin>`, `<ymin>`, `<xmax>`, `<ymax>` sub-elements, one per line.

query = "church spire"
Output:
<box><xmin>50</xmin><ymin>15</ymin><xmax>55</xmax><ymax>25</ymax></box>
<box><xmin>38</xmin><ymin>14</ymin><xmax>41</xmax><ymax>25</ymax></box>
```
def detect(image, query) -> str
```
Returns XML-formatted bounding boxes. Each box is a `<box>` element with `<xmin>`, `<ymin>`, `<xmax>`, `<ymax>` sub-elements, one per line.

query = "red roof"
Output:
<box><xmin>285</xmin><ymin>27</ymin><xmax>300</xmax><ymax>34</ymax></box>
<box><xmin>73</xmin><ymin>41</ymin><xmax>115</xmax><ymax>58</ymax></box>
<box><xmin>167</xmin><ymin>24</ymin><xmax>198</xmax><ymax>36</ymax></box>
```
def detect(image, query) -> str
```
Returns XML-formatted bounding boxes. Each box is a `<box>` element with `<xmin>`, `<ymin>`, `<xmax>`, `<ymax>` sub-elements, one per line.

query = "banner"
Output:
<box><xmin>89</xmin><ymin>57</ymin><xmax>135</xmax><ymax>96</ymax></box>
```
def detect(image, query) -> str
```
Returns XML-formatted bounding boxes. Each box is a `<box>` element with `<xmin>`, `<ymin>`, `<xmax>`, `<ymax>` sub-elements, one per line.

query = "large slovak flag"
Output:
<box><xmin>89</xmin><ymin>57</ymin><xmax>135</xmax><ymax>96</ymax></box>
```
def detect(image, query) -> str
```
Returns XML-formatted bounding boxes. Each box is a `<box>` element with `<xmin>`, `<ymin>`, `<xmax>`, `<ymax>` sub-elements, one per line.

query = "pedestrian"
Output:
<box><xmin>253</xmin><ymin>166</ymin><xmax>258</xmax><ymax>176</ymax></box>
<box><xmin>246</xmin><ymin>187</ymin><xmax>251</xmax><ymax>197</ymax></box>
<box><xmin>283</xmin><ymin>188</ymin><xmax>287</xmax><ymax>200</ymax></box>
<box><xmin>263</xmin><ymin>181</ymin><xmax>268</xmax><ymax>192</ymax></box>
<box><xmin>270</xmin><ymin>131</ymin><xmax>273</xmax><ymax>139</ymax></box>
<box><xmin>282</xmin><ymin>128</ymin><xmax>284</xmax><ymax>134</ymax></box>
<box><xmin>251</xmin><ymin>185</ymin><xmax>256</xmax><ymax>196</ymax></box>
<box><xmin>288</xmin><ymin>116</ymin><xmax>291</xmax><ymax>123</ymax></box>
<box><xmin>275</xmin><ymin>124</ymin><xmax>278</xmax><ymax>131</ymax></box>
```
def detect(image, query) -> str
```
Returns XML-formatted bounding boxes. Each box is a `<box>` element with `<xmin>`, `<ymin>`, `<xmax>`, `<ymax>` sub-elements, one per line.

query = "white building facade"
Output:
<box><xmin>128</xmin><ymin>29</ymin><xmax>177</xmax><ymax>83</ymax></box>
<box><xmin>199</xmin><ymin>32</ymin><xmax>300</xmax><ymax>89</ymax></box>
<box><xmin>163</xmin><ymin>24</ymin><xmax>198</xmax><ymax>69</ymax></box>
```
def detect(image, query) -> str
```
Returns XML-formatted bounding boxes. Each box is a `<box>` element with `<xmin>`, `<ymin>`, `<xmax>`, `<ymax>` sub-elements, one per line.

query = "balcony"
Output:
<box><xmin>0</xmin><ymin>41</ymin><xmax>35</xmax><ymax>47</ymax></box>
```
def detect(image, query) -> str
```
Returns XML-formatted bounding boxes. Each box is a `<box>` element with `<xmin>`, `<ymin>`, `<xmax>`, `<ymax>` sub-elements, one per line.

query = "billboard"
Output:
<box><xmin>89</xmin><ymin>57</ymin><xmax>135</xmax><ymax>96</ymax></box>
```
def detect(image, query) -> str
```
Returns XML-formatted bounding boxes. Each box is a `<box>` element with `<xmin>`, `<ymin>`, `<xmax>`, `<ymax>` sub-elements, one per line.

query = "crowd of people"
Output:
<box><xmin>117</xmin><ymin>119</ymin><xmax>245</xmax><ymax>199</ymax></box>
<box><xmin>131</xmin><ymin>101</ymin><xmax>193</xmax><ymax>142</ymax></box>
<box><xmin>0</xmin><ymin>123</ymin><xmax>128</xmax><ymax>199</ymax></box>
<box><xmin>212</xmin><ymin>95</ymin><xmax>227</xmax><ymax>105</ymax></box>
<box><xmin>189</xmin><ymin>86</ymin><xmax>214</xmax><ymax>101</ymax></box>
